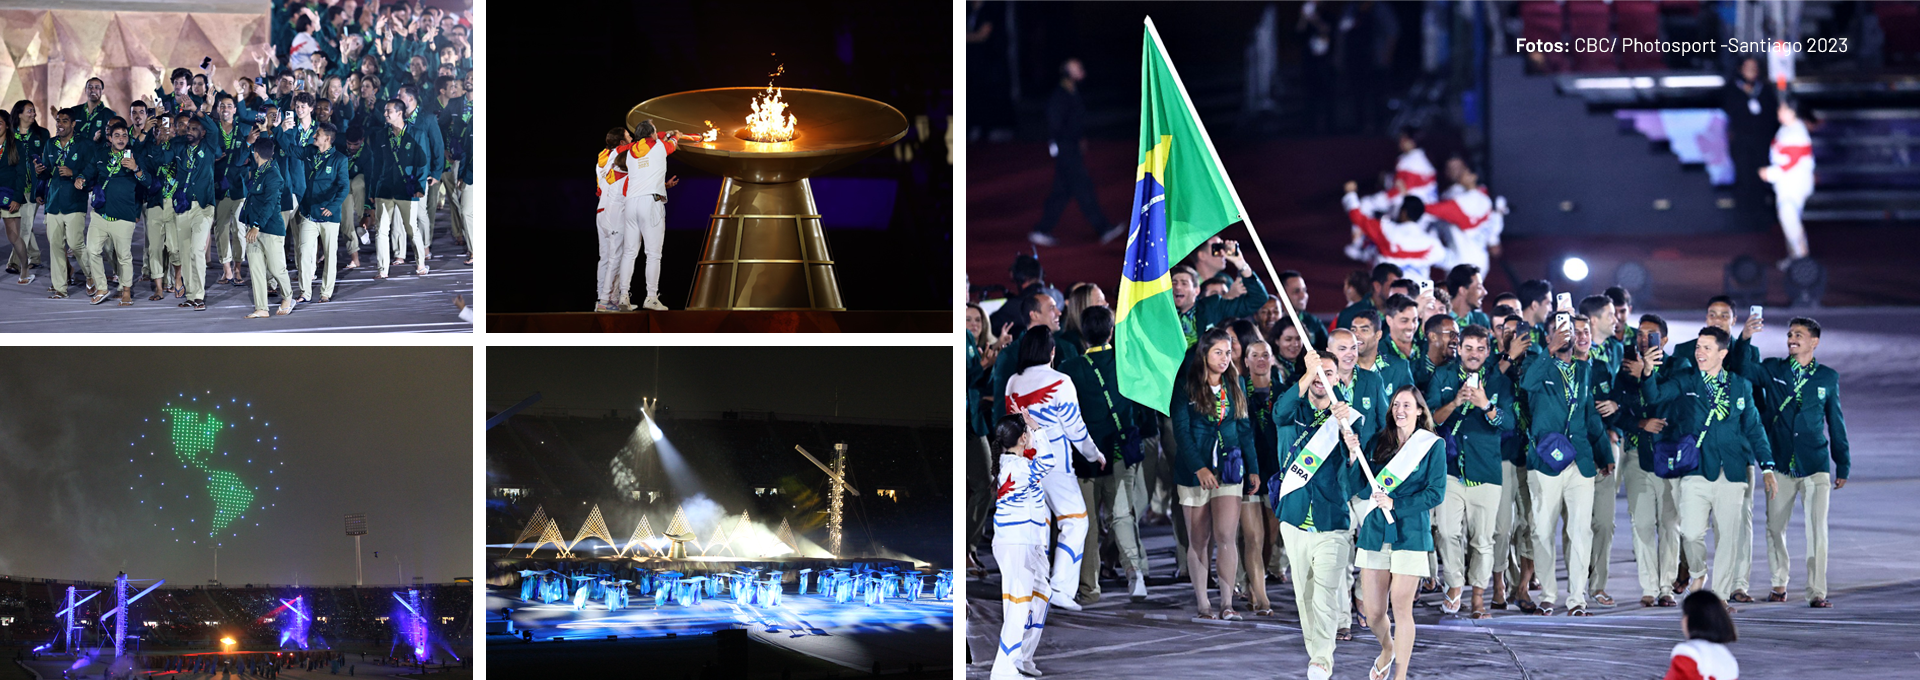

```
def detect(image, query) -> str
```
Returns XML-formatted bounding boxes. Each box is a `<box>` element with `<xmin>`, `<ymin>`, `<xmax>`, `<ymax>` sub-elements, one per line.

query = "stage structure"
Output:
<box><xmin>272</xmin><ymin>595</ymin><xmax>311</xmax><ymax>650</ymax></box>
<box><xmin>794</xmin><ymin>443</ymin><xmax>858</xmax><ymax>556</ymax></box>
<box><xmin>568</xmin><ymin>504</ymin><xmax>616</xmax><ymax>555</ymax></box>
<box><xmin>628</xmin><ymin>88</ymin><xmax>907</xmax><ymax>311</ymax></box>
<box><xmin>391</xmin><ymin>590</ymin><xmax>429</xmax><ymax>662</ymax></box>
<box><xmin>0</xmin><ymin>5</ymin><xmax>273</xmax><ymax>136</ymax></box>
<box><xmin>50</xmin><ymin>584</ymin><xmax>98</xmax><ymax>656</ymax></box>
<box><xmin>100</xmin><ymin>572</ymin><xmax>163</xmax><ymax>659</ymax></box>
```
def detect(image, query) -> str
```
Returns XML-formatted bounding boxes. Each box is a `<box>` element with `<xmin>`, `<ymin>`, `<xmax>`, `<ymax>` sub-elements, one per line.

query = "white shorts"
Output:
<box><xmin>1177</xmin><ymin>482</ymin><xmax>1242</xmax><ymax>507</ymax></box>
<box><xmin>1357</xmin><ymin>544</ymin><xmax>1432</xmax><ymax>577</ymax></box>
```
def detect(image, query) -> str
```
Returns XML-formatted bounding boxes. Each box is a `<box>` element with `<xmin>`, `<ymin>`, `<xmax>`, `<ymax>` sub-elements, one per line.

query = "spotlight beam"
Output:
<box><xmin>792</xmin><ymin>446</ymin><xmax>861</xmax><ymax>496</ymax></box>
<box><xmin>485</xmin><ymin>392</ymin><xmax>544</xmax><ymax>431</ymax></box>
<box><xmin>101</xmin><ymin>580</ymin><xmax>164</xmax><ymax>621</ymax></box>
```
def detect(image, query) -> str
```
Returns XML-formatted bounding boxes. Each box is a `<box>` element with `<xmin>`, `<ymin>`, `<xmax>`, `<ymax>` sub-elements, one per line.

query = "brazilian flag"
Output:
<box><xmin>1116</xmin><ymin>17</ymin><xmax>1246</xmax><ymax>415</ymax></box>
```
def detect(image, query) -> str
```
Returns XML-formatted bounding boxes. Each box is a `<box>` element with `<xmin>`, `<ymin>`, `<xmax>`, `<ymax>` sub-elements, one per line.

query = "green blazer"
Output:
<box><xmin>1426</xmin><ymin>362</ymin><xmax>1515</xmax><ymax>484</ymax></box>
<box><xmin>1349</xmin><ymin>435</ymin><xmax>1447</xmax><ymax>552</ymax></box>
<box><xmin>1171</xmin><ymin>383</ymin><xmax>1259</xmax><ymax>489</ymax></box>
<box><xmin>1639</xmin><ymin>367</ymin><xmax>1774</xmax><ymax>482</ymax></box>
<box><xmin>1730</xmin><ymin>341</ymin><xmax>1849</xmax><ymax>480</ymax></box>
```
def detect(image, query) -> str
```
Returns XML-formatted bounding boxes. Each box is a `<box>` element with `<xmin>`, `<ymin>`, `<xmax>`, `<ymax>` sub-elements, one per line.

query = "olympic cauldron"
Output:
<box><xmin>628</xmin><ymin>88</ymin><xmax>907</xmax><ymax>310</ymax></box>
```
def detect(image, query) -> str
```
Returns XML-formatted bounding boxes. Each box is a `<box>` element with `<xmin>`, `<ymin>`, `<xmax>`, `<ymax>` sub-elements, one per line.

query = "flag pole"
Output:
<box><xmin>1143</xmin><ymin>16</ymin><xmax>1392</xmax><ymax>511</ymax></box>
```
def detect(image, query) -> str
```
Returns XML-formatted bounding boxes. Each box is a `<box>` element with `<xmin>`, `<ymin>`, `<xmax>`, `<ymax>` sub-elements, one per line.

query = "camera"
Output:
<box><xmin>1209</xmin><ymin>242</ymin><xmax>1224</xmax><ymax>255</ymax></box>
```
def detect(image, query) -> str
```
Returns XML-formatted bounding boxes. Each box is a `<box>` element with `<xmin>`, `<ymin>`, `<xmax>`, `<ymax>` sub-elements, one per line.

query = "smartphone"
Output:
<box><xmin>1554</xmin><ymin>311</ymin><xmax>1572</xmax><ymax>334</ymax></box>
<box><xmin>200</xmin><ymin>56</ymin><xmax>213</xmax><ymax>70</ymax></box>
<box><xmin>1465</xmin><ymin>373</ymin><xmax>1480</xmax><ymax>390</ymax></box>
<box><xmin>1647</xmin><ymin>330</ymin><xmax>1663</xmax><ymax>350</ymax></box>
<box><xmin>1749</xmin><ymin>305</ymin><xmax>1763</xmax><ymax>321</ymax></box>
<box><xmin>1417</xmin><ymin>279</ymin><xmax>1434</xmax><ymax>298</ymax></box>
<box><xmin>1209</xmin><ymin>242</ymin><xmax>1224</xmax><ymax>255</ymax></box>
<box><xmin>1555</xmin><ymin>292</ymin><xmax>1573</xmax><ymax>312</ymax></box>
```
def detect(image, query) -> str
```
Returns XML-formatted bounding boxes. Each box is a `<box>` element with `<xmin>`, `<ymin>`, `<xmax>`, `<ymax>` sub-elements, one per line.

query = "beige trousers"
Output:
<box><xmin>1624</xmin><ymin>452</ymin><xmax>1682</xmax><ymax>599</ymax></box>
<box><xmin>1766</xmin><ymin>472</ymin><xmax>1831</xmax><ymax>601</ymax></box>
<box><xmin>45</xmin><ymin>211</ymin><xmax>87</xmax><ymax>291</ymax></box>
<box><xmin>1529</xmin><ymin>469</ymin><xmax>1595</xmax><ymax>608</ymax></box>
<box><xmin>246</xmin><ymin>231</ymin><xmax>291</xmax><ymax>312</ymax></box>
<box><xmin>85</xmin><ymin>215</ymin><xmax>134</xmax><ymax>288</ymax></box>
<box><xmin>1076</xmin><ymin>464</ymin><xmax>1148</xmax><ymax>601</ymax></box>
<box><xmin>297</xmin><ymin>216</ymin><xmax>341</xmax><ymax>300</ymax></box>
<box><xmin>1282</xmin><ymin>524</ymin><xmax>1351</xmax><ymax>672</ymax></box>
<box><xmin>376</xmin><ymin>197</ymin><xmax>426</xmax><ymax>274</ymax></box>
<box><xmin>7</xmin><ymin>200</ymin><xmax>40</xmax><ymax>270</ymax></box>
<box><xmin>1437</xmin><ymin>476</ymin><xmax>1502</xmax><ymax>590</ymax></box>
<box><xmin>214</xmin><ymin>197</ymin><xmax>245</xmax><ymax>265</ymax></box>
<box><xmin>143</xmin><ymin>205</ymin><xmax>174</xmax><ymax>282</ymax></box>
<box><xmin>1677</xmin><ymin>475</ymin><xmax>1751</xmax><ymax>596</ymax></box>
<box><xmin>1493</xmin><ymin>459</ymin><xmax>1534</xmax><ymax>582</ymax></box>
<box><xmin>172</xmin><ymin>203</ymin><xmax>214</xmax><ymax>301</ymax></box>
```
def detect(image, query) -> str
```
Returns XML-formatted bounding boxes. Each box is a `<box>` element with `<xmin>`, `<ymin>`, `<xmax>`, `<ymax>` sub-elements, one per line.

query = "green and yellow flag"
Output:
<box><xmin>1116</xmin><ymin>16</ymin><xmax>1245</xmax><ymax>415</ymax></box>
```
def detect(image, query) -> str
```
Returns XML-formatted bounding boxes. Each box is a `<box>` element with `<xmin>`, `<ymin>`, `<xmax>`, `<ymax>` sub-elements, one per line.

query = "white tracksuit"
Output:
<box><xmin>621</xmin><ymin>132</ymin><xmax>674</xmax><ymax>304</ymax></box>
<box><xmin>1004</xmin><ymin>366</ymin><xmax>1107</xmax><ymax>603</ymax></box>
<box><xmin>1396</xmin><ymin>147</ymin><xmax>1439</xmax><ymax>204</ymax></box>
<box><xmin>991</xmin><ymin>432</ymin><xmax>1052</xmax><ymax>680</ymax></box>
<box><xmin>594</xmin><ymin>148</ymin><xmax>628</xmax><ymax>304</ymax></box>
<box><xmin>1429</xmin><ymin>185</ymin><xmax>1506</xmax><ymax>272</ymax></box>
<box><xmin>1764</xmin><ymin>120</ymin><xmax>1815</xmax><ymax>259</ymax></box>
<box><xmin>1343</xmin><ymin>191</ymin><xmax>1448</xmax><ymax>281</ymax></box>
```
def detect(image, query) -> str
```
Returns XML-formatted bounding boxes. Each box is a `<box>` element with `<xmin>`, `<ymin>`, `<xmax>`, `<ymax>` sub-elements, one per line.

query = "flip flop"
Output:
<box><xmin>1220</xmin><ymin>610</ymin><xmax>1243</xmax><ymax>622</ymax></box>
<box><xmin>1657</xmin><ymin>595</ymin><xmax>1677</xmax><ymax>607</ymax></box>
<box><xmin>1532</xmin><ymin>603</ymin><xmax>1554</xmax><ymax>616</ymax></box>
<box><xmin>1470</xmin><ymin>607</ymin><xmax>1490</xmax><ymax>619</ymax></box>
<box><xmin>1811</xmin><ymin>599</ymin><xmax>1832</xmax><ymax>608</ymax></box>
<box><xmin>245</xmin><ymin>309</ymin><xmax>270</xmax><ymax>318</ymax></box>
<box><xmin>1442</xmin><ymin>591</ymin><xmax>1463</xmax><ymax>614</ymax></box>
<box><xmin>1729</xmin><ymin>591</ymin><xmax>1755</xmax><ymax>604</ymax></box>
<box><xmin>149</xmin><ymin>291</ymin><xmax>165</xmax><ymax>301</ymax></box>
<box><xmin>1369</xmin><ymin>658</ymin><xmax>1393</xmax><ymax>680</ymax></box>
<box><xmin>1593</xmin><ymin>592</ymin><xmax>1615</xmax><ymax>606</ymax></box>
<box><xmin>1642</xmin><ymin>596</ymin><xmax>1657</xmax><ymax>607</ymax></box>
<box><xmin>1568</xmin><ymin>606</ymin><xmax>1591</xmax><ymax>617</ymax></box>
<box><xmin>1767</xmin><ymin>591</ymin><xmax>1788</xmax><ymax>602</ymax></box>
<box><xmin>88</xmin><ymin>291</ymin><xmax>110</xmax><ymax>305</ymax></box>
<box><xmin>1336</xmin><ymin>628</ymin><xmax>1352</xmax><ymax>641</ymax></box>
<box><xmin>1515</xmin><ymin>598</ymin><xmax>1540</xmax><ymax>614</ymax></box>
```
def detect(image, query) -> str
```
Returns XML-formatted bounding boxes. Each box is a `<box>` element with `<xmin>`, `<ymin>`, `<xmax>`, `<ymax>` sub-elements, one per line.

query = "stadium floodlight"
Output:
<box><xmin>1562</xmin><ymin>257</ymin><xmax>1590</xmax><ymax>282</ymax></box>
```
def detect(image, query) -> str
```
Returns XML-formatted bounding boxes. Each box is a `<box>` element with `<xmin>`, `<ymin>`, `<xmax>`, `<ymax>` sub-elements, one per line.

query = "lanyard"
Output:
<box><xmin>1211</xmin><ymin>383</ymin><xmax>1231</xmax><ymax>422</ymax></box>
<box><xmin>1785</xmin><ymin>359</ymin><xmax>1816</xmax><ymax>409</ymax></box>
<box><xmin>1701</xmin><ymin>371</ymin><xmax>1731</xmax><ymax>443</ymax></box>
<box><xmin>1082</xmin><ymin>345</ymin><xmax>1125</xmax><ymax>435</ymax></box>
<box><xmin>1555</xmin><ymin>359</ymin><xmax>1579</xmax><ymax>423</ymax></box>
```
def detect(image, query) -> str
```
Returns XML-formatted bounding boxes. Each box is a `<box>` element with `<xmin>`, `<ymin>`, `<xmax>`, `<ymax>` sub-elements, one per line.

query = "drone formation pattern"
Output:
<box><xmin>127</xmin><ymin>393</ymin><xmax>286</xmax><ymax>547</ymax></box>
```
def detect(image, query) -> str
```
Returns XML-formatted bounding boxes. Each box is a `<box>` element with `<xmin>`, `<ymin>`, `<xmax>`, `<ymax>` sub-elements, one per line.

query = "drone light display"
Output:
<box><xmin>127</xmin><ymin>393</ymin><xmax>285</xmax><ymax>546</ymax></box>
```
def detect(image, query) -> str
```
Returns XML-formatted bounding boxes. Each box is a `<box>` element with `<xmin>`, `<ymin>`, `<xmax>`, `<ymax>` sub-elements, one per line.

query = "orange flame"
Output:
<box><xmin>701</xmin><ymin>120</ymin><xmax>718</xmax><ymax>142</ymax></box>
<box><xmin>745</xmin><ymin>84</ymin><xmax>797</xmax><ymax>143</ymax></box>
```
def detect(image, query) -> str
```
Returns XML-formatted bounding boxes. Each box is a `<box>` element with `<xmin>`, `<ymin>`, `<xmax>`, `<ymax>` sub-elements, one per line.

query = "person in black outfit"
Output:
<box><xmin>1030</xmin><ymin>58</ymin><xmax>1121</xmax><ymax>247</ymax></box>
<box><xmin>1722</xmin><ymin>57</ymin><xmax>1778</xmax><ymax>230</ymax></box>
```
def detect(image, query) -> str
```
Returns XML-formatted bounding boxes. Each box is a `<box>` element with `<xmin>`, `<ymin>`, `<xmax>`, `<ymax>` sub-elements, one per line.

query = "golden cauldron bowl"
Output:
<box><xmin>629</xmin><ymin>88</ymin><xmax>908</xmax><ymax>311</ymax></box>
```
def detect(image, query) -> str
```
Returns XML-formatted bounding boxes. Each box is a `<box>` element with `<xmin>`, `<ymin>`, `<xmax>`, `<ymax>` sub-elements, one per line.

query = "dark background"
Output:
<box><xmin>0</xmin><ymin>348</ymin><xmax>471</xmax><ymax>586</ymax></box>
<box><xmin>487</xmin><ymin>0</ymin><xmax>952</xmax><ymax>312</ymax></box>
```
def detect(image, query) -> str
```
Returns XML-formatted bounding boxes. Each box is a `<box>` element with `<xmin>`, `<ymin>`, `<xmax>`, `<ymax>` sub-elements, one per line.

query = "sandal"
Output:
<box><xmin>1470</xmin><ymin>607</ymin><xmax>1490</xmax><ymax>619</ymax></box>
<box><xmin>118</xmin><ymin>293</ymin><xmax>133</xmax><ymax>306</ymax></box>
<box><xmin>1657</xmin><ymin>595</ymin><xmax>1677</xmax><ymax>607</ymax></box>
<box><xmin>1515</xmin><ymin>598</ymin><xmax>1539</xmax><ymax>614</ymax></box>
<box><xmin>192</xmin><ymin>300</ymin><xmax>207</xmax><ymax>311</ymax></box>
<box><xmin>1568</xmin><ymin>606</ymin><xmax>1591</xmax><ymax>617</ymax></box>
<box><xmin>1253</xmin><ymin>609</ymin><xmax>1275</xmax><ymax>617</ymax></box>
<box><xmin>1369</xmin><ymin>658</ymin><xmax>1393</xmax><ymax>680</ymax></box>
<box><xmin>1729</xmin><ymin>591</ymin><xmax>1754</xmax><ymax>604</ymax></box>
<box><xmin>88</xmin><ymin>290</ymin><xmax>110</xmax><ymax>305</ymax></box>
<box><xmin>245</xmin><ymin>309</ymin><xmax>270</xmax><ymax>319</ymax></box>
<box><xmin>318</xmin><ymin>296</ymin><xmax>331</xmax><ymax>303</ymax></box>
<box><xmin>1442</xmin><ymin>590</ymin><xmax>1463</xmax><ymax>614</ymax></box>
<box><xmin>16</xmin><ymin>274</ymin><xmax>33</xmax><ymax>285</ymax></box>
<box><xmin>149</xmin><ymin>291</ymin><xmax>165</xmax><ymax>301</ymax></box>
<box><xmin>1220</xmin><ymin>610</ymin><xmax>1243</xmax><ymax>622</ymax></box>
<box><xmin>276</xmin><ymin>302</ymin><xmax>293</xmax><ymax>316</ymax></box>
<box><xmin>1641</xmin><ymin>596</ymin><xmax>1657</xmax><ymax>607</ymax></box>
<box><xmin>1811</xmin><ymin>598</ymin><xmax>1832</xmax><ymax>608</ymax></box>
<box><xmin>1533</xmin><ymin>603</ymin><xmax>1554</xmax><ymax>616</ymax></box>
<box><xmin>1336</xmin><ymin>628</ymin><xmax>1352</xmax><ymax>641</ymax></box>
<box><xmin>1593</xmin><ymin>592</ymin><xmax>1615</xmax><ymax>606</ymax></box>
<box><xmin>1767</xmin><ymin>590</ymin><xmax>1788</xmax><ymax>603</ymax></box>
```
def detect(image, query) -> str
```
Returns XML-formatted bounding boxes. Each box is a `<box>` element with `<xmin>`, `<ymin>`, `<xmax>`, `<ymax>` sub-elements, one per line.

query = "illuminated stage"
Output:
<box><xmin>486</xmin><ymin>581</ymin><xmax>951</xmax><ymax>675</ymax></box>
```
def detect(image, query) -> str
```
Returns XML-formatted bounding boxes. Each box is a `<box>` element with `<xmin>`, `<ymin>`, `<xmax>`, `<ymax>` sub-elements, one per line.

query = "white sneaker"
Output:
<box><xmin>618</xmin><ymin>294</ymin><xmax>634</xmax><ymax>312</ymax></box>
<box><xmin>1130</xmin><ymin>570</ymin><xmax>1148</xmax><ymax>602</ymax></box>
<box><xmin>1027</xmin><ymin>231</ymin><xmax>1057</xmax><ymax>247</ymax></box>
<box><xmin>1017</xmin><ymin>659</ymin><xmax>1043</xmax><ymax>677</ymax></box>
<box><xmin>1049</xmin><ymin>592</ymin><xmax>1081</xmax><ymax>611</ymax></box>
<box><xmin>642</xmin><ymin>296</ymin><xmax>669</xmax><ymax>311</ymax></box>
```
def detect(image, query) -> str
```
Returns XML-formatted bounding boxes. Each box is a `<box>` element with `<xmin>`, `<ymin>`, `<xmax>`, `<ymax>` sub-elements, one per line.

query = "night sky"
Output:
<box><xmin>487</xmin><ymin>347</ymin><xmax>950</xmax><ymax>422</ymax></box>
<box><xmin>0</xmin><ymin>348</ymin><xmax>471</xmax><ymax>587</ymax></box>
